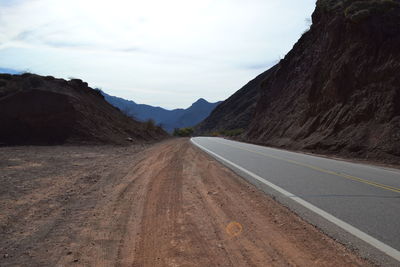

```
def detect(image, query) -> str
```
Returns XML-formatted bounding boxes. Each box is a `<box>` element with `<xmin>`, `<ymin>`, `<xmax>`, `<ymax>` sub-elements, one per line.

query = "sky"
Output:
<box><xmin>0</xmin><ymin>0</ymin><xmax>316</xmax><ymax>109</ymax></box>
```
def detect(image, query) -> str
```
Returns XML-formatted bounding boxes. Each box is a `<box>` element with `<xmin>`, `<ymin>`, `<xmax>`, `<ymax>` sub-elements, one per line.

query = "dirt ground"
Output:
<box><xmin>0</xmin><ymin>139</ymin><xmax>372</xmax><ymax>266</ymax></box>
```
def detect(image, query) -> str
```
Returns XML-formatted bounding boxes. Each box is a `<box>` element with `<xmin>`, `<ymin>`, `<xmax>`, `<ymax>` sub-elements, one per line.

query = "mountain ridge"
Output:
<box><xmin>102</xmin><ymin>91</ymin><xmax>221</xmax><ymax>133</ymax></box>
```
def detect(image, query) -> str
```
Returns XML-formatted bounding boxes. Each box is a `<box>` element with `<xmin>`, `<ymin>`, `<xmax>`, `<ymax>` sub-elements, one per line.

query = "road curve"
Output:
<box><xmin>191</xmin><ymin>137</ymin><xmax>400</xmax><ymax>265</ymax></box>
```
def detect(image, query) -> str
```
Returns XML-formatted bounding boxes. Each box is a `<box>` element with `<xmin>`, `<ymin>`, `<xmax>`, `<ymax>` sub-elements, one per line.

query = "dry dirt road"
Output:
<box><xmin>0</xmin><ymin>139</ymin><xmax>371</xmax><ymax>266</ymax></box>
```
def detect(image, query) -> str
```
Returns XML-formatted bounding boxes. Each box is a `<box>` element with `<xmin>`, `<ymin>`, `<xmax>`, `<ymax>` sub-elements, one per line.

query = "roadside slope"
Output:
<box><xmin>195</xmin><ymin>67</ymin><xmax>276</xmax><ymax>135</ymax></box>
<box><xmin>246</xmin><ymin>0</ymin><xmax>400</xmax><ymax>164</ymax></box>
<box><xmin>0</xmin><ymin>73</ymin><xmax>167</xmax><ymax>145</ymax></box>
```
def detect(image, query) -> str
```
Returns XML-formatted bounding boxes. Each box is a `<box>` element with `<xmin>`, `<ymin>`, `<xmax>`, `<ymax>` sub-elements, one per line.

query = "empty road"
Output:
<box><xmin>191</xmin><ymin>137</ymin><xmax>400</xmax><ymax>265</ymax></box>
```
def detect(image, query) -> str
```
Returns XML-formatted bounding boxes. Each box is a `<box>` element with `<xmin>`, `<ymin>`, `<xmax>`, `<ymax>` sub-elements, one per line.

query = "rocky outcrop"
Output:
<box><xmin>195</xmin><ymin>67</ymin><xmax>276</xmax><ymax>134</ymax></box>
<box><xmin>199</xmin><ymin>0</ymin><xmax>400</xmax><ymax>164</ymax></box>
<box><xmin>0</xmin><ymin>73</ymin><xmax>167</xmax><ymax>145</ymax></box>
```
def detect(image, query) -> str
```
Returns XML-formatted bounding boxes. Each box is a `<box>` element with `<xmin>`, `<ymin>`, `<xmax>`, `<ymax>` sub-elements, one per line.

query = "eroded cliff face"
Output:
<box><xmin>244</xmin><ymin>0</ymin><xmax>400</xmax><ymax>163</ymax></box>
<box><xmin>195</xmin><ymin>67</ymin><xmax>276</xmax><ymax>135</ymax></box>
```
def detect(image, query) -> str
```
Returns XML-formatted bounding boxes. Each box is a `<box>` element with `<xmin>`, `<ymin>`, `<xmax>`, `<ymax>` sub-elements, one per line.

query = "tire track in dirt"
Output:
<box><xmin>0</xmin><ymin>140</ymin><xmax>373</xmax><ymax>266</ymax></box>
<box><xmin>120</xmin><ymin>139</ymin><xmax>371</xmax><ymax>266</ymax></box>
<box><xmin>131</xmin><ymin>142</ymin><xmax>186</xmax><ymax>267</ymax></box>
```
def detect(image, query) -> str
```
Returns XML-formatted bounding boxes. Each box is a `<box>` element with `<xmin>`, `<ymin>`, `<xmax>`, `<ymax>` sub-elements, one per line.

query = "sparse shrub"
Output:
<box><xmin>220</xmin><ymin>129</ymin><xmax>244</xmax><ymax>137</ymax></box>
<box><xmin>222</xmin><ymin>128</ymin><xmax>245</xmax><ymax>137</ymax></box>
<box><xmin>207</xmin><ymin>128</ymin><xmax>244</xmax><ymax>137</ymax></box>
<box><xmin>211</xmin><ymin>132</ymin><xmax>220</xmax><ymax>137</ymax></box>
<box><xmin>145</xmin><ymin>119</ymin><xmax>156</xmax><ymax>130</ymax></box>
<box><xmin>173</xmin><ymin>127</ymin><xmax>194</xmax><ymax>137</ymax></box>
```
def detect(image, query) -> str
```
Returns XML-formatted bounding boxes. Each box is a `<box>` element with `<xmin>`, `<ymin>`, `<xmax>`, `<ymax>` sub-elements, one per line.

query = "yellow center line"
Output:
<box><xmin>211</xmin><ymin>139</ymin><xmax>400</xmax><ymax>194</ymax></box>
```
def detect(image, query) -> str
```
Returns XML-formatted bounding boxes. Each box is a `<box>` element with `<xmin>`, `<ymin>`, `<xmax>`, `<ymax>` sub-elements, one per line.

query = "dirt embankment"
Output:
<box><xmin>246</xmin><ymin>0</ymin><xmax>400</xmax><ymax>165</ymax></box>
<box><xmin>0</xmin><ymin>73</ymin><xmax>167</xmax><ymax>145</ymax></box>
<box><xmin>0</xmin><ymin>139</ymin><xmax>370</xmax><ymax>266</ymax></box>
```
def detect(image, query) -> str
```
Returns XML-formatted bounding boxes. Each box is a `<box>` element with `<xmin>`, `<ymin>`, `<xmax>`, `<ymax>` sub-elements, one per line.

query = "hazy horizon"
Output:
<box><xmin>0</xmin><ymin>0</ymin><xmax>315</xmax><ymax>109</ymax></box>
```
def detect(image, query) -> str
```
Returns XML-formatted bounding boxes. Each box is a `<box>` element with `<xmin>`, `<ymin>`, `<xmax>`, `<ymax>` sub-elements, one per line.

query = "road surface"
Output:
<box><xmin>191</xmin><ymin>137</ymin><xmax>400</xmax><ymax>265</ymax></box>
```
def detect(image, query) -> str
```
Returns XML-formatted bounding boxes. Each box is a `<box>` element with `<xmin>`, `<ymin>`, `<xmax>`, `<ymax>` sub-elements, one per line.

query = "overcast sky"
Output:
<box><xmin>0</xmin><ymin>0</ymin><xmax>316</xmax><ymax>109</ymax></box>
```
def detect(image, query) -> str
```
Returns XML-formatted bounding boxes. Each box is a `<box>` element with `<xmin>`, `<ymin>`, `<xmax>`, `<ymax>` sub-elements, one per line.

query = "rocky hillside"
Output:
<box><xmin>195</xmin><ymin>67</ymin><xmax>276</xmax><ymax>134</ymax></box>
<box><xmin>103</xmin><ymin>92</ymin><xmax>221</xmax><ymax>133</ymax></box>
<box><xmin>0</xmin><ymin>73</ymin><xmax>167</xmax><ymax>145</ymax></box>
<box><xmin>201</xmin><ymin>0</ymin><xmax>400</xmax><ymax>164</ymax></box>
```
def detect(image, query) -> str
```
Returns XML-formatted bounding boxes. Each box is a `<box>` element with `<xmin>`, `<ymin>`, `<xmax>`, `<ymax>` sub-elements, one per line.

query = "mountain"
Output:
<box><xmin>0</xmin><ymin>68</ymin><xmax>21</xmax><ymax>75</ymax></box>
<box><xmin>102</xmin><ymin>91</ymin><xmax>221</xmax><ymax>133</ymax></box>
<box><xmin>0</xmin><ymin>73</ymin><xmax>167</xmax><ymax>145</ymax></box>
<box><xmin>198</xmin><ymin>0</ymin><xmax>400</xmax><ymax>164</ymax></box>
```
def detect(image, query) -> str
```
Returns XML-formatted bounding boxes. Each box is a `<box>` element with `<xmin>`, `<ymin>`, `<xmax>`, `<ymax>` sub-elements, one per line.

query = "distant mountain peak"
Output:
<box><xmin>102</xmin><ymin>92</ymin><xmax>221</xmax><ymax>133</ymax></box>
<box><xmin>195</xmin><ymin>98</ymin><xmax>208</xmax><ymax>104</ymax></box>
<box><xmin>191</xmin><ymin>98</ymin><xmax>211</xmax><ymax>108</ymax></box>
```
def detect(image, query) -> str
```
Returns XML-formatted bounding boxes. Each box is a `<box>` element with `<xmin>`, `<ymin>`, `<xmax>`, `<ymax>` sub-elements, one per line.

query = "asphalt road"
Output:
<box><xmin>191</xmin><ymin>137</ymin><xmax>400</xmax><ymax>265</ymax></box>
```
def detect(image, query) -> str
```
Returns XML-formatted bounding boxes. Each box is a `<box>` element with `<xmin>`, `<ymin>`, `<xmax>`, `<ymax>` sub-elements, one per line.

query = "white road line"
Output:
<box><xmin>216</xmin><ymin>137</ymin><xmax>400</xmax><ymax>176</ymax></box>
<box><xmin>190</xmin><ymin>138</ymin><xmax>400</xmax><ymax>262</ymax></box>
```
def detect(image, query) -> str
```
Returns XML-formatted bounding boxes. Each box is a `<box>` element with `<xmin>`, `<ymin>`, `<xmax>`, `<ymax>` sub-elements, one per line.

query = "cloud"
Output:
<box><xmin>0</xmin><ymin>0</ymin><xmax>26</xmax><ymax>7</ymax></box>
<box><xmin>0</xmin><ymin>0</ymin><xmax>316</xmax><ymax>109</ymax></box>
